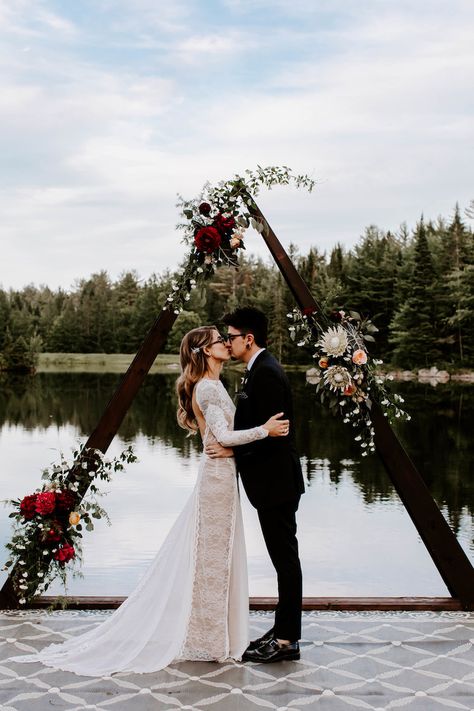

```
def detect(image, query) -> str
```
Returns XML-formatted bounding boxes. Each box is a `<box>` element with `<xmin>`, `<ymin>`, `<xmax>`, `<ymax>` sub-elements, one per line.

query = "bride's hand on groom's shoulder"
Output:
<box><xmin>205</xmin><ymin>442</ymin><xmax>234</xmax><ymax>458</ymax></box>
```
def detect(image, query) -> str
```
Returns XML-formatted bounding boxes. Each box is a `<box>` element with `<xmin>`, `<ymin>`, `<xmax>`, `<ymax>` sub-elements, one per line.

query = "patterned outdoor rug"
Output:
<box><xmin>1</xmin><ymin>609</ymin><xmax>474</xmax><ymax>710</ymax></box>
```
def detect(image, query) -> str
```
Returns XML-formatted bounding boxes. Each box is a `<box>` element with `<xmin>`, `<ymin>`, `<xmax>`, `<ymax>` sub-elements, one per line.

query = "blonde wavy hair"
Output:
<box><xmin>176</xmin><ymin>325</ymin><xmax>218</xmax><ymax>434</ymax></box>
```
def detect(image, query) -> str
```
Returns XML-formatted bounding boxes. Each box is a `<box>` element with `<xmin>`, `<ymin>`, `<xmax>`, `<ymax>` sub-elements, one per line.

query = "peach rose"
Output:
<box><xmin>229</xmin><ymin>236</ymin><xmax>241</xmax><ymax>249</ymax></box>
<box><xmin>69</xmin><ymin>511</ymin><xmax>81</xmax><ymax>526</ymax></box>
<box><xmin>343</xmin><ymin>383</ymin><xmax>357</xmax><ymax>396</ymax></box>
<box><xmin>318</xmin><ymin>357</ymin><xmax>329</xmax><ymax>369</ymax></box>
<box><xmin>352</xmin><ymin>349</ymin><xmax>368</xmax><ymax>365</ymax></box>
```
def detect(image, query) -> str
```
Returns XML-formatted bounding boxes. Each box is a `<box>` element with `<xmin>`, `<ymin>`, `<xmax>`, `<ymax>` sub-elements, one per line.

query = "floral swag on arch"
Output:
<box><xmin>2</xmin><ymin>165</ymin><xmax>408</xmax><ymax>606</ymax></box>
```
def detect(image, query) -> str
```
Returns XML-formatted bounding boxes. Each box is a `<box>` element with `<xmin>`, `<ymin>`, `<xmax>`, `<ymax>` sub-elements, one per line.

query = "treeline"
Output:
<box><xmin>1</xmin><ymin>206</ymin><xmax>473</xmax><ymax>368</ymax></box>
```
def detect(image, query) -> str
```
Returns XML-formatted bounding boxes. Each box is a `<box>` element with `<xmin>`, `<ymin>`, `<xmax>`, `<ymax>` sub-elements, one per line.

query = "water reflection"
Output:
<box><xmin>0</xmin><ymin>370</ymin><xmax>473</xmax><ymax>596</ymax></box>
<box><xmin>2</xmin><ymin>372</ymin><xmax>473</xmax><ymax>524</ymax></box>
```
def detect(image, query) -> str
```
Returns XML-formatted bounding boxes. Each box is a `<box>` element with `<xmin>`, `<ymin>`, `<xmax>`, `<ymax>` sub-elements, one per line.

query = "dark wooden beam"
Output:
<box><xmin>26</xmin><ymin>596</ymin><xmax>462</xmax><ymax>612</ymax></box>
<box><xmin>246</xmin><ymin>197</ymin><xmax>474</xmax><ymax>610</ymax></box>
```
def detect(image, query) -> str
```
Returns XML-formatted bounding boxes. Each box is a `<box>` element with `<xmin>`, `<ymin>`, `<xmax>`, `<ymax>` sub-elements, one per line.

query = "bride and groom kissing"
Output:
<box><xmin>10</xmin><ymin>307</ymin><xmax>305</xmax><ymax>676</ymax></box>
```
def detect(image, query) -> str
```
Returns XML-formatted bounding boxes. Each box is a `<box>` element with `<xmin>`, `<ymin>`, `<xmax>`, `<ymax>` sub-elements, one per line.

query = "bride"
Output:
<box><xmin>10</xmin><ymin>325</ymin><xmax>289</xmax><ymax>676</ymax></box>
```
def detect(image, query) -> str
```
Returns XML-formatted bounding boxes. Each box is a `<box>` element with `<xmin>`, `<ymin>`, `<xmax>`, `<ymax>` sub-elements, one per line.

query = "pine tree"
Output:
<box><xmin>390</xmin><ymin>219</ymin><xmax>441</xmax><ymax>367</ymax></box>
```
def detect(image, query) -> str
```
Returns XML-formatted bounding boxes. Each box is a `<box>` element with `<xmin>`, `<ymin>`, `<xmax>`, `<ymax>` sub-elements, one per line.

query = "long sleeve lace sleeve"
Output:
<box><xmin>196</xmin><ymin>380</ymin><xmax>268</xmax><ymax>447</ymax></box>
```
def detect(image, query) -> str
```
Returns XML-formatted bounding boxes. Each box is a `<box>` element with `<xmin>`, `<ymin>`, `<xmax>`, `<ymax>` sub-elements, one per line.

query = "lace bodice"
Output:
<box><xmin>195</xmin><ymin>378</ymin><xmax>268</xmax><ymax>447</ymax></box>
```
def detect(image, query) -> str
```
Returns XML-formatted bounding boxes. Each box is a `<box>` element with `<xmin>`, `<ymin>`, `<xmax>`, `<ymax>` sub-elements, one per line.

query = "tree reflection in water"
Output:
<box><xmin>1</xmin><ymin>371</ymin><xmax>473</xmax><ymax>537</ymax></box>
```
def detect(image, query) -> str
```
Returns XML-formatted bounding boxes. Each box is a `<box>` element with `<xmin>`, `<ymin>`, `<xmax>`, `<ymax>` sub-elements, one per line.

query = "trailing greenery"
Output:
<box><xmin>0</xmin><ymin>206</ymin><xmax>473</xmax><ymax>368</ymax></box>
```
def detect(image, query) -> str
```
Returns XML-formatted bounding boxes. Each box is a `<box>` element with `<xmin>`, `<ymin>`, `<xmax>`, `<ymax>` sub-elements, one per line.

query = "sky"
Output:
<box><xmin>1</xmin><ymin>0</ymin><xmax>473</xmax><ymax>290</ymax></box>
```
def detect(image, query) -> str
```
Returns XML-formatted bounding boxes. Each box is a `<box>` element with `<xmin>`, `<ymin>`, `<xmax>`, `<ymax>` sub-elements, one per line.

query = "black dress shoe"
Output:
<box><xmin>246</xmin><ymin>628</ymin><xmax>275</xmax><ymax>651</ymax></box>
<box><xmin>242</xmin><ymin>638</ymin><xmax>300</xmax><ymax>663</ymax></box>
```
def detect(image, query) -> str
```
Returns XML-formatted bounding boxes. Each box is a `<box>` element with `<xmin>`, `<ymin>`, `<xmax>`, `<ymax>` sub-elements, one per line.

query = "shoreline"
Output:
<box><xmin>5</xmin><ymin>354</ymin><xmax>472</xmax><ymax>383</ymax></box>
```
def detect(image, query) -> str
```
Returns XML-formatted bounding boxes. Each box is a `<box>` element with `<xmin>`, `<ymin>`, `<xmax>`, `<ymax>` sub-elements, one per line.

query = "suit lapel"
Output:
<box><xmin>244</xmin><ymin>350</ymin><xmax>269</xmax><ymax>391</ymax></box>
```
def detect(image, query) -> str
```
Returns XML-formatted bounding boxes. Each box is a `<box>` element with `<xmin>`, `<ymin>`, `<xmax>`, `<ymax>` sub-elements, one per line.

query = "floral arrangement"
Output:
<box><xmin>165</xmin><ymin>166</ymin><xmax>316</xmax><ymax>314</ymax></box>
<box><xmin>289</xmin><ymin>307</ymin><xmax>410</xmax><ymax>453</ymax></box>
<box><xmin>2</xmin><ymin>444</ymin><xmax>137</xmax><ymax>605</ymax></box>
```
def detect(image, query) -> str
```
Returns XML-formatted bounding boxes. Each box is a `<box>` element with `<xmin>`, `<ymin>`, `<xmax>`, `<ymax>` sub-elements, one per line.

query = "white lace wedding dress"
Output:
<box><xmin>10</xmin><ymin>378</ymin><xmax>268</xmax><ymax>676</ymax></box>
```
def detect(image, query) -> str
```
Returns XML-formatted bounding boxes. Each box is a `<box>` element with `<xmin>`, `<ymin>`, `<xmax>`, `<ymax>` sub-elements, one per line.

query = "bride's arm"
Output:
<box><xmin>196</xmin><ymin>380</ymin><xmax>269</xmax><ymax>448</ymax></box>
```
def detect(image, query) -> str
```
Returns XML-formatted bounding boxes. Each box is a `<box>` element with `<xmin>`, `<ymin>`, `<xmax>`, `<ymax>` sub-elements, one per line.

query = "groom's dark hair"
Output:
<box><xmin>223</xmin><ymin>307</ymin><xmax>268</xmax><ymax>348</ymax></box>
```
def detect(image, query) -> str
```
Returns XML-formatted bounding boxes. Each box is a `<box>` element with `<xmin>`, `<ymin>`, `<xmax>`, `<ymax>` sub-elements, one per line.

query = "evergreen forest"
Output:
<box><xmin>1</xmin><ymin>208</ymin><xmax>473</xmax><ymax>369</ymax></box>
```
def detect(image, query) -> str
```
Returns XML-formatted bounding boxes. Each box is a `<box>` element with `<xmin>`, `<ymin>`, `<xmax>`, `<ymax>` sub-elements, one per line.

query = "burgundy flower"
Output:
<box><xmin>35</xmin><ymin>492</ymin><xmax>56</xmax><ymax>516</ymax></box>
<box><xmin>302</xmin><ymin>307</ymin><xmax>316</xmax><ymax>317</ymax></box>
<box><xmin>213</xmin><ymin>212</ymin><xmax>236</xmax><ymax>235</ymax></box>
<box><xmin>198</xmin><ymin>202</ymin><xmax>211</xmax><ymax>216</ymax></box>
<box><xmin>329</xmin><ymin>309</ymin><xmax>343</xmax><ymax>322</ymax></box>
<box><xmin>55</xmin><ymin>490</ymin><xmax>76</xmax><ymax>512</ymax></box>
<box><xmin>54</xmin><ymin>543</ymin><xmax>76</xmax><ymax>563</ymax></box>
<box><xmin>45</xmin><ymin>523</ymin><xmax>63</xmax><ymax>543</ymax></box>
<box><xmin>194</xmin><ymin>226</ymin><xmax>222</xmax><ymax>253</ymax></box>
<box><xmin>20</xmin><ymin>494</ymin><xmax>38</xmax><ymax>520</ymax></box>
<box><xmin>54</xmin><ymin>543</ymin><xmax>75</xmax><ymax>564</ymax></box>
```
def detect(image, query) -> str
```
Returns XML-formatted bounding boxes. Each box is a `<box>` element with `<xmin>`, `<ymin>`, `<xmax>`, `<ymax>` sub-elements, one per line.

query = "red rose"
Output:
<box><xmin>56</xmin><ymin>490</ymin><xmax>76</xmax><ymax>512</ymax></box>
<box><xmin>35</xmin><ymin>491</ymin><xmax>56</xmax><ymax>516</ymax></box>
<box><xmin>46</xmin><ymin>524</ymin><xmax>63</xmax><ymax>543</ymax></box>
<box><xmin>213</xmin><ymin>213</ymin><xmax>236</xmax><ymax>235</ymax></box>
<box><xmin>198</xmin><ymin>202</ymin><xmax>211</xmax><ymax>215</ymax></box>
<box><xmin>194</xmin><ymin>226</ymin><xmax>221</xmax><ymax>253</ymax></box>
<box><xmin>53</xmin><ymin>543</ymin><xmax>75</xmax><ymax>564</ymax></box>
<box><xmin>20</xmin><ymin>494</ymin><xmax>38</xmax><ymax>520</ymax></box>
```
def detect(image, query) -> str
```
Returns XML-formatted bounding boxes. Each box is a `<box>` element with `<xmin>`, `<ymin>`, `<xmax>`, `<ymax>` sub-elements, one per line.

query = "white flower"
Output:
<box><xmin>323</xmin><ymin>365</ymin><xmax>352</xmax><ymax>391</ymax></box>
<box><xmin>319</xmin><ymin>326</ymin><xmax>348</xmax><ymax>357</ymax></box>
<box><xmin>22</xmin><ymin>572</ymin><xmax>28</xmax><ymax>578</ymax></box>
<box><xmin>18</xmin><ymin>560</ymin><xmax>26</xmax><ymax>565</ymax></box>
<box><xmin>197</xmin><ymin>267</ymin><xmax>203</xmax><ymax>273</ymax></box>
<box><xmin>297</xmin><ymin>340</ymin><xmax>305</xmax><ymax>347</ymax></box>
<box><xmin>38</xmin><ymin>572</ymin><xmax>44</xmax><ymax>578</ymax></box>
<box><xmin>354</xmin><ymin>435</ymin><xmax>362</xmax><ymax>441</ymax></box>
<box><xmin>42</xmin><ymin>550</ymin><xmax>49</xmax><ymax>556</ymax></box>
<box><xmin>19</xmin><ymin>598</ymin><xmax>26</xmax><ymax>604</ymax></box>
<box><xmin>361</xmin><ymin>452</ymin><xmax>368</xmax><ymax>457</ymax></box>
<box><xmin>81</xmin><ymin>462</ymin><xmax>88</xmax><ymax>469</ymax></box>
<box><xmin>204</xmin><ymin>255</ymin><xmax>213</xmax><ymax>265</ymax></box>
<box><xmin>19</xmin><ymin>584</ymin><xmax>28</xmax><ymax>590</ymax></box>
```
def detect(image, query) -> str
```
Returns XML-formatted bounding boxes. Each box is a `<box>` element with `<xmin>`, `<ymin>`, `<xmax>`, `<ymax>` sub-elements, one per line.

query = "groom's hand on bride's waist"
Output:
<box><xmin>205</xmin><ymin>443</ymin><xmax>234</xmax><ymax>458</ymax></box>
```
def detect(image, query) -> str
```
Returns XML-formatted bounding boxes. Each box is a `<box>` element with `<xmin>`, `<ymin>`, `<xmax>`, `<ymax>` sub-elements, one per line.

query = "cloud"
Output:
<box><xmin>0</xmin><ymin>0</ymin><xmax>473</xmax><ymax>289</ymax></box>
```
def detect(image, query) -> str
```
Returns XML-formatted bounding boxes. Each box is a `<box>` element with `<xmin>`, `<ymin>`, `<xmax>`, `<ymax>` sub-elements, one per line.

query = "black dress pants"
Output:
<box><xmin>257</xmin><ymin>498</ymin><xmax>302</xmax><ymax>641</ymax></box>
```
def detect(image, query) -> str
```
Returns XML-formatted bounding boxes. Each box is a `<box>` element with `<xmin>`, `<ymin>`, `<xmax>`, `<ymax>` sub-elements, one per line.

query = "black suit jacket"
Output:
<box><xmin>233</xmin><ymin>350</ymin><xmax>305</xmax><ymax>509</ymax></box>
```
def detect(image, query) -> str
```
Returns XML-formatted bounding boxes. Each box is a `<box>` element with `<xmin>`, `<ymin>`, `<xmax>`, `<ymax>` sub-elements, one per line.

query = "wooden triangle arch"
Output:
<box><xmin>2</xmin><ymin>194</ymin><xmax>474</xmax><ymax>610</ymax></box>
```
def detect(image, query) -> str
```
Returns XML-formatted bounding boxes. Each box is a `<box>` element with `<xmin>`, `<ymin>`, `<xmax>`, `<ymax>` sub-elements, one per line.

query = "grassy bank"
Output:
<box><xmin>37</xmin><ymin>353</ymin><xmax>310</xmax><ymax>375</ymax></box>
<box><xmin>38</xmin><ymin>353</ymin><xmax>182</xmax><ymax>374</ymax></box>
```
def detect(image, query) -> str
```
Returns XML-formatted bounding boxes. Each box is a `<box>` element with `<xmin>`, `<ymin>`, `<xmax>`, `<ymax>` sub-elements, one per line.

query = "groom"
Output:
<box><xmin>208</xmin><ymin>306</ymin><xmax>304</xmax><ymax>663</ymax></box>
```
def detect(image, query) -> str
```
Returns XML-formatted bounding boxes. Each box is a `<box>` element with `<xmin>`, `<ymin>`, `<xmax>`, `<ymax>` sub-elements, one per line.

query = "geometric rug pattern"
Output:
<box><xmin>1</xmin><ymin>610</ymin><xmax>474</xmax><ymax>710</ymax></box>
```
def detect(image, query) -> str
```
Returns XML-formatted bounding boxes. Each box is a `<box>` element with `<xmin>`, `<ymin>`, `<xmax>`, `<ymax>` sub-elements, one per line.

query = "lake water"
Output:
<box><xmin>1</xmin><ymin>370</ymin><xmax>473</xmax><ymax>598</ymax></box>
